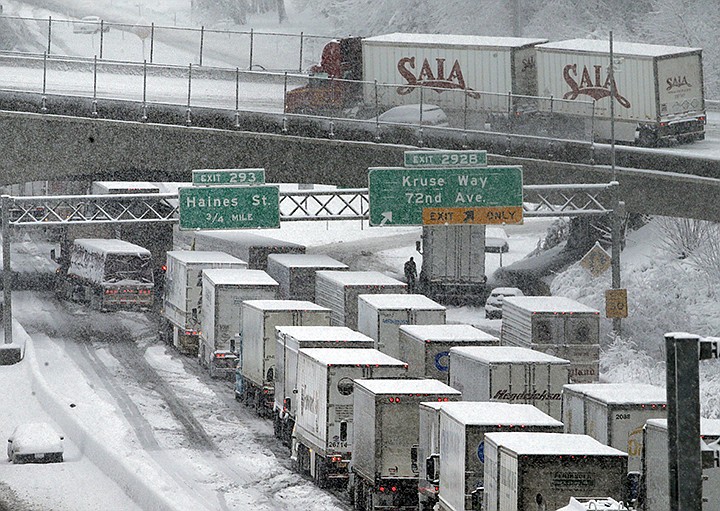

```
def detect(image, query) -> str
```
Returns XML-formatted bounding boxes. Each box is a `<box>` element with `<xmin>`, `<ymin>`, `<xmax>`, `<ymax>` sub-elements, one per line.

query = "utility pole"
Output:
<box><xmin>609</xmin><ymin>31</ymin><xmax>623</xmax><ymax>335</ymax></box>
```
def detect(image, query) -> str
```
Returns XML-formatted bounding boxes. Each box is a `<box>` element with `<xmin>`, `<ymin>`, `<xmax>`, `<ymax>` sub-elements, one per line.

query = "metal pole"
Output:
<box><xmin>609</xmin><ymin>31</ymin><xmax>622</xmax><ymax>334</ymax></box>
<box><xmin>666</xmin><ymin>333</ymin><xmax>679</xmax><ymax>511</ymax></box>
<box><xmin>199</xmin><ymin>26</ymin><xmax>204</xmax><ymax>66</ymax></box>
<box><xmin>234</xmin><ymin>67</ymin><xmax>240</xmax><ymax>127</ymax></box>
<box><xmin>47</xmin><ymin>16</ymin><xmax>52</xmax><ymax>55</ymax></box>
<box><xmin>282</xmin><ymin>71</ymin><xmax>288</xmax><ymax>115</ymax></box>
<box><xmin>141</xmin><ymin>60</ymin><xmax>148</xmax><ymax>122</ymax></box>
<box><xmin>298</xmin><ymin>31</ymin><xmax>304</xmax><ymax>72</ymax></box>
<box><xmin>99</xmin><ymin>21</ymin><xmax>104</xmax><ymax>59</ymax></box>
<box><xmin>249</xmin><ymin>28</ymin><xmax>254</xmax><ymax>70</ymax></box>
<box><xmin>41</xmin><ymin>51</ymin><xmax>48</xmax><ymax>112</ymax></box>
<box><xmin>150</xmin><ymin>23</ymin><xmax>155</xmax><ymax>64</ymax></box>
<box><xmin>2</xmin><ymin>195</ymin><xmax>12</xmax><ymax>345</ymax></box>
<box><xmin>186</xmin><ymin>63</ymin><xmax>192</xmax><ymax>125</ymax></box>
<box><xmin>92</xmin><ymin>55</ymin><xmax>98</xmax><ymax>117</ymax></box>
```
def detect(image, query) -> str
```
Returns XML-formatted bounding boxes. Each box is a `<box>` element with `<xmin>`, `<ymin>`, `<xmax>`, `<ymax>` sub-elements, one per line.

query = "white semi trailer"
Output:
<box><xmin>483</xmin><ymin>432</ymin><xmax>629</xmax><ymax>511</ymax></box>
<box><xmin>357</xmin><ymin>293</ymin><xmax>446</xmax><ymax>359</ymax></box>
<box><xmin>162</xmin><ymin>250</ymin><xmax>247</xmax><ymax>355</ymax></box>
<box><xmin>292</xmin><ymin>348</ymin><xmax>408</xmax><ymax>488</ymax></box>
<box><xmin>236</xmin><ymin>300</ymin><xmax>331</xmax><ymax>416</ymax></box>
<box><xmin>351</xmin><ymin>378</ymin><xmax>461</xmax><ymax>511</ymax></box>
<box><xmin>562</xmin><ymin>383</ymin><xmax>666</xmax><ymax>473</ymax></box>
<box><xmin>273</xmin><ymin>325</ymin><xmax>375</xmax><ymax>446</ymax></box>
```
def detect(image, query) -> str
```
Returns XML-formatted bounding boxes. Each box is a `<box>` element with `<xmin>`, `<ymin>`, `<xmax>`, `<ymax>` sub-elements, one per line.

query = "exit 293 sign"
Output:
<box><xmin>368</xmin><ymin>166</ymin><xmax>523</xmax><ymax>226</ymax></box>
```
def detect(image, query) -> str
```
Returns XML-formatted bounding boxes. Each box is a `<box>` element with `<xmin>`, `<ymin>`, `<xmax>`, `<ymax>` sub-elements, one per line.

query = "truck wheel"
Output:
<box><xmin>364</xmin><ymin>483</ymin><xmax>373</xmax><ymax>511</ymax></box>
<box><xmin>352</xmin><ymin>481</ymin><xmax>364</xmax><ymax>511</ymax></box>
<box><xmin>314</xmin><ymin>456</ymin><xmax>328</xmax><ymax>488</ymax></box>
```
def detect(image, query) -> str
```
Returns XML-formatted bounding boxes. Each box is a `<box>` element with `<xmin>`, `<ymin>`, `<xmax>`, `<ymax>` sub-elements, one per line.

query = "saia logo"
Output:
<box><xmin>396</xmin><ymin>57</ymin><xmax>481</xmax><ymax>98</ymax></box>
<box><xmin>666</xmin><ymin>76</ymin><xmax>692</xmax><ymax>91</ymax></box>
<box><xmin>562</xmin><ymin>63</ymin><xmax>631</xmax><ymax>108</ymax></box>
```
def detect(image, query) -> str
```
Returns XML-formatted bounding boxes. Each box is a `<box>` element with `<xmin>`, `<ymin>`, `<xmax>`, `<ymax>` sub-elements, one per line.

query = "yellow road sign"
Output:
<box><xmin>421</xmin><ymin>206</ymin><xmax>523</xmax><ymax>225</ymax></box>
<box><xmin>605</xmin><ymin>288</ymin><xmax>628</xmax><ymax>318</ymax></box>
<box><xmin>580</xmin><ymin>242</ymin><xmax>612</xmax><ymax>278</ymax></box>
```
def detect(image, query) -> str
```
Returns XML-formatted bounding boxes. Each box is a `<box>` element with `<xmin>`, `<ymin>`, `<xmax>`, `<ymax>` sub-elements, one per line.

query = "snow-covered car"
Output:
<box><xmin>73</xmin><ymin>16</ymin><xmax>110</xmax><ymax>34</ymax></box>
<box><xmin>484</xmin><ymin>287</ymin><xmax>524</xmax><ymax>319</ymax></box>
<box><xmin>485</xmin><ymin>227</ymin><xmax>510</xmax><ymax>253</ymax></box>
<box><xmin>375</xmin><ymin>104</ymin><xmax>449</xmax><ymax>127</ymax></box>
<box><xmin>7</xmin><ymin>422</ymin><xmax>64</xmax><ymax>464</ymax></box>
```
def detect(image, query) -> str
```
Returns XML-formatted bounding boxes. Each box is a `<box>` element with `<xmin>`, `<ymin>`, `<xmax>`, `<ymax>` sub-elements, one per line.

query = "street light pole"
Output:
<box><xmin>609</xmin><ymin>31</ymin><xmax>622</xmax><ymax>335</ymax></box>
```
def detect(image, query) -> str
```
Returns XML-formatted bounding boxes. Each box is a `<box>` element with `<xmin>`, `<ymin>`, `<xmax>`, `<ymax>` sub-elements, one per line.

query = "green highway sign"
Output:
<box><xmin>179</xmin><ymin>186</ymin><xmax>279</xmax><ymax>230</ymax></box>
<box><xmin>404</xmin><ymin>150</ymin><xmax>487</xmax><ymax>168</ymax></box>
<box><xmin>368</xmin><ymin>166</ymin><xmax>523</xmax><ymax>226</ymax></box>
<box><xmin>192</xmin><ymin>168</ymin><xmax>266</xmax><ymax>186</ymax></box>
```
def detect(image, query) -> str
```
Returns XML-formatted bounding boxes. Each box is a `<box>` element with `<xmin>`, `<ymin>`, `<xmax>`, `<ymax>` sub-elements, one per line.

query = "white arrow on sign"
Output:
<box><xmin>380</xmin><ymin>211</ymin><xmax>393</xmax><ymax>226</ymax></box>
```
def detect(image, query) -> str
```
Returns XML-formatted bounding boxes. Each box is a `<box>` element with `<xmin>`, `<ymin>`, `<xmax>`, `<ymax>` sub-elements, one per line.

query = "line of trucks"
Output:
<box><xmin>148</xmin><ymin>240</ymin><xmax>719</xmax><ymax>511</ymax></box>
<box><xmin>286</xmin><ymin>33</ymin><xmax>706</xmax><ymax>146</ymax></box>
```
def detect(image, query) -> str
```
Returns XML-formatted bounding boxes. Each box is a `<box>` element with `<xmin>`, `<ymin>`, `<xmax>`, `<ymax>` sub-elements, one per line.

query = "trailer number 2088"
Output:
<box><xmin>615</xmin><ymin>413</ymin><xmax>631</xmax><ymax>420</ymax></box>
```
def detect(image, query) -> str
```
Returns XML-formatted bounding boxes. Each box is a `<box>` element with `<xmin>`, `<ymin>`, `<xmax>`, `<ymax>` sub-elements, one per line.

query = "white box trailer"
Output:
<box><xmin>418</xmin><ymin>402</ymin><xmax>450</xmax><ymax>511</ymax></box>
<box><xmin>163</xmin><ymin>250</ymin><xmax>247</xmax><ymax>355</ymax></box>
<box><xmin>501</xmin><ymin>296</ymin><xmax>600</xmax><ymax>383</ymax></box>
<box><xmin>400</xmin><ymin>324</ymin><xmax>499</xmax><ymax>384</ymax></box>
<box><xmin>448</xmin><ymin>346</ymin><xmax>569</xmax><ymax>420</ymax></box>
<box><xmin>315</xmin><ymin>270</ymin><xmax>407</xmax><ymax>329</ymax></box>
<box><xmin>236</xmin><ymin>300</ymin><xmax>331</xmax><ymax>417</ymax></box>
<box><xmin>266</xmin><ymin>253</ymin><xmax>348</xmax><ymax>301</ymax></box>
<box><xmin>642</xmin><ymin>418</ymin><xmax>720</xmax><ymax>511</ymax></box>
<box><xmin>361</xmin><ymin>34</ymin><xmax>548</xmax><ymax>115</ymax></box>
<box><xmin>536</xmin><ymin>39</ymin><xmax>705</xmax><ymax>145</ymax></box>
<box><xmin>292</xmin><ymin>348</ymin><xmax>408</xmax><ymax>487</ymax></box>
<box><xmin>562</xmin><ymin>383</ymin><xmax>666</xmax><ymax>474</ymax></box>
<box><xmin>199</xmin><ymin>269</ymin><xmax>279</xmax><ymax>378</ymax></box>
<box><xmin>483</xmin><ymin>432</ymin><xmax>628</xmax><ymax>511</ymax></box>
<box><xmin>273</xmin><ymin>325</ymin><xmax>376</xmax><ymax>445</ymax></box>
<box><xmin>351</xmin><ymin>378</ymin><xmax>461</xmax><ymax>511</ymax></box>
<box><xmin>438</xmin><ymin>403</ymin><xmax>563</xmax><ymax>511</ymax></box>
<box><xmin>357</xmin><ymin>294</ymin><xmax>447</xmax><ymax>359</ymax></box>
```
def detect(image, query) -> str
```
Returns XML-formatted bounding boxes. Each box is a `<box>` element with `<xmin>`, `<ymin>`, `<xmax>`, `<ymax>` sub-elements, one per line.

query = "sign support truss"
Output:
<box><xmin>5</xmin><ymin>183</ymin><xmax>615</xmax><ymax>227</ymax></box>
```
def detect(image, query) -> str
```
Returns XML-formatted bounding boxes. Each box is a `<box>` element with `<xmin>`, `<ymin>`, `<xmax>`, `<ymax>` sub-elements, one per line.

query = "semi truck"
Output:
<box><xmin>535</xmin><ymin>39</ymin><xmax>706</xmax><ymax>145</ymax></box>
<box><xmin>418</xmin><ymin>402</ymin><xmax>450</xmax><ymax>511</ymax></box>
<box><xmin>417</xmin><ymin>225</ymin><xmax>488</xmax><ymax>305</ymax></box>
<box><xmin>285</xmin><ymin>33</ymin><xmax>547</xmax><ymax>123</ymax></box>
<box><xmin>274</xmin><ymin>325</ymin><xmax>375</xmax><ymax>446</ymax></box>
<box><xmin>356</xmin><ymin>293</ymin><xmax>446</xmax><ymax>359</ymax></box>
<box><xmin>292</xmin><ymin>348</ymin><xmax>408</xmax><ymax>487</ymax></box>
<box><xmin>161</xmin><ymin>250</ymin><xmax>247</xmax><ymax>355</ymax></box>
<box><xmin>53</xmin><ymin>238</ymin><xmax>154</xmax><ymax>311</ymax></box>
<box><xmin>562</xmin><ymin>383</ymin><xmax>666</xmax><ymax>473</ymax></box>
<box><xmin>265</xmin><ymin>253</ymin><xmax>348</xmax><ymax>301</ymax></box>
<box><xmin>314</xmin><ymin>270</ymin><xmax>407</xmax><ymax>329</ymax></box>
<box><xmin>235</xmin><ymin>300</ymin><xmax>331</xmax><ymax>416</ymax></box>
<box><xmin>399</xmin><ymin>324</ymin><xmax>499</xmax><ymax>384</ymax></box>
<box><xmin>448</xmin><ymin>346</ymin><xmax>569</xmax><ymax>420</ymax></box>
<box><xmin>198</xmin><ymin>269</ymin><xmax>279</xmax><ymax>378</ymax></box>
<box><xmin>642</xmin><ymin>418</ymin><xmax>720</xmax><ymax>511</ymax></box>
<box><xmin>436</xmin><ymin>402</ymin><xmax>563</xmax><ymax>511</ymax></box>
<box><xmin>501</xmin><ymin>296</ymin><xmax>600</xmax><ymax>383</ymax></box>
<box><xmin>483</xmin><ymin>432</ymin><xmax>629</xmax><ymax>511</ymax></box>
<box><xmin>350</xmin><ymin>378</ymin><xmax>461</xmax><ymax>511</ymax></box>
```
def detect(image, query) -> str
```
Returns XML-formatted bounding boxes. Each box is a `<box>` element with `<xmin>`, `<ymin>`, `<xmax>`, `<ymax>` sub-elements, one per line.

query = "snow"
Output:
<box><xmin>354</xmin><ymin>378</ymin><xmax>461</xmax><ymax>395</ymax></box>
<box><xmin>299</xmin><ymin>347</ymin><xmax>405</xmax><ymax>366</ymax></box>
<box><xmin>399</xmin><ymin>324</ymin><xmax>498</xmax><ymax>342</ymax></box>
<box><xmin>242</xmin><ymin>299</ymin><xmax>330</xmax><ymax>311</ymax></box>
<box><xmin>450</xmin><ymin>345</ymin><xmax>570</xmax><ymax>364</ymax></box>
<box><xmin>7</xmin><ymin>422</ymin><xmax>63</xmax><ymax>456</ymax></box>
<box><xmin>538</xmin><ymin>38</ymin><xmax>702</xmax><ymax>57</ymax></box>
<box><xmin>504</xmin><ymin>295</ymin><xmax>601</xmax><ymax>314</ymax></box>
<box><xmin>266</xmin><ymin>253</ymin><xmax>348</xmax><ymax>269</ymax></box>
<box><xmin>316</xmin><ymin>270</ymin><xmax>406</xmax><ymax>286</ymax></box>
<box><xmin>485</xmin><ymin>432</ymin><xmax>627</xmax><ymax>456</ymax></box>
<box><xmin>277</xmin><ymin>325</ymin><xmax>374</xmax><ymax>343</ymax></box>
<box><xmin>165</xmin><ymin>249</ymin><xmax>246</xmax><ymax>264</ymax></box>
<box><xmin>363</xmin><ymin>33</ymin><xmax>549</xmax><ymax>49</ymax></box>
<box><xmin>439</xmin><ymin>402</ymin><xmax>563</xmax><ymax>427</ymax></box>
<box><xmin>357</xmin><ymin>293</ymin><xmax>446</xmax><ymax>309</ymax></box>
<box><xmin>73</xmin><ymin>238</ymin><xmax>151</xmax><ymax>255</ymax></box>
<box><xmin>646</xmin><ymin>418</ymin><xmax>720</xmax><ymax>438</ymax></box>
<box><xmin>563</xmin><ymin>383</ymin><xmax>666</xmax><ymax>405</ymax></box>
<box><xmin>201</xmin><ymin>268</ymin><xmax>278</xmax><ymax>286</ymax></box>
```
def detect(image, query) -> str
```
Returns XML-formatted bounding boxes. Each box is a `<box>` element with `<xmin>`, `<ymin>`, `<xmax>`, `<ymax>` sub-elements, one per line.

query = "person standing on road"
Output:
<box><xmin>404</xmin><ymin>256</ymin><xmax>418</xmax><ymax>293</ymax></box>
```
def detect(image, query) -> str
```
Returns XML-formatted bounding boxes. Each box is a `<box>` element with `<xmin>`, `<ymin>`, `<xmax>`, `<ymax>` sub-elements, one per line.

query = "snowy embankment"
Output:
<box><xmin>550</xmin><ymin>219</ymin><xmax>720</xmax><ymax>417</ymax></box>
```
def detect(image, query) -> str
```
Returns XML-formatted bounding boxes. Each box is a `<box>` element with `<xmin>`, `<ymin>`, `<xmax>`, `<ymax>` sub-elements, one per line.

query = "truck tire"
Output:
<box><xmin>314</xmin><ymin>456</ymin><xmax>328</xmax><ymax>488</ymax></box>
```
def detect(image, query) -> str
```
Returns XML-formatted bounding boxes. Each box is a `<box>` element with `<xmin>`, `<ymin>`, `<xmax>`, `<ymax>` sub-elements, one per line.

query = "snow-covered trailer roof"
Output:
<box><xmin>202</xmin><ymin>269</ymin><xmax>278</xmax><ymax>287</ymax></box>
<box><xmin>450</xmin><ymin>346</ymin><xmax>570</xmax><ymax>364</ymax></box>
<box><xmin>73</xmin><ymin>238</ymin><xmax>151</xmax><ymax>256</ymax></box>
<box><xmin>537</xmin><ymin>38</ymin><xmax>702</xmax><ymax>58</ymax></box>
<box><xmin>91</xmin><ymin>181</ymin><xmax>160</xmax><ymax>194</ymax></box>
<box><xmin>485</xmin><ymin>432</ymin><xmax>627</xmax><ymax>456</ymax></box>
<box><xmin>400</xmin><ymin>324</ymin><xmax>498</xmax><ymax>342</ymax></box>
<box><xmin>504</xmin><ymin>296</ymin><xmax>599</xmax><ymax>314</ymax></box>
<box><xmin>358</xmin><ymin>293</ymin><xmax>445</xmax><ymax>310</ymax></box>
<box><xmin>439</xmin><ymin>402</ymin><xmax>563</xmax><ymax>427</ymax></box>
<box><xmin>299</xmin><ymin>347</ymin><xmax>406</xmax><ymax>366</ymax></box>
<box><xmin>242</xmin><ymin>300</ymin><xmax>330</xmax><ymax>312</ymax></box>
<box><xmin>354</xmin><ymin>378</ymin><xmax>461</xmax><ymax>396</ymax></box>
<box><xmin>267</xmin><ymin>254</ymin><xmax>348</xmax><ymax>269</ymax></box>
<box><xmin>563</xmin><ymin>383</ymin><xmax>666</xmax><ymax>405</ymax></box>
<box><xmin>276</xmin><ymin>325</ymin><xmax>375</xmax><ymax>343</ymax></box>
<box><xmin>646</xmin><ymin>418</ymin><xmax>720</xmax><ymax>438</ymax></box>
<box><xmin>166</xmin><ymin>250</ymin><xmax>246</xmax><ymax>265</ymax></box>
<box><xmin>316</xmin><ymin>270</ymin><xmax>405</xmax><ymax>287</ymax></box>
<box><xmin>364</xmin><ymin>33</ymin><xmax>548</xmax><ymax>50</ymax></box>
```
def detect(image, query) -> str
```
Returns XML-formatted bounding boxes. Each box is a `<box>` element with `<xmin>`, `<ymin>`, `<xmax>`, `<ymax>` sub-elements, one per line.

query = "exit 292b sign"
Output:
<box><xmin>178</xmin><ymin>186</ymin><xmax>280</xmax><ymax>230</ymax></box>
<box><xmin>368</xmin><ymin>166</ymin><xmax>523</xmax><ymax>226</ymax></box>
